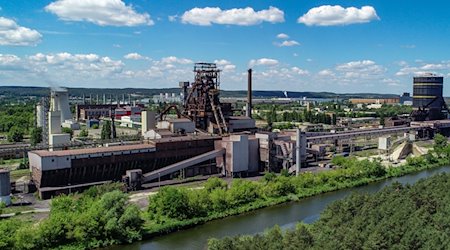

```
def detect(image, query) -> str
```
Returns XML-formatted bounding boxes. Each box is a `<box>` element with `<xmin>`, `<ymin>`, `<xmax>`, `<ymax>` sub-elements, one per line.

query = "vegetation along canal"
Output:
<box><xmin>109</xmin><ymin>166</ymin><xmax>450</xmax><ymax>250</ymax></box>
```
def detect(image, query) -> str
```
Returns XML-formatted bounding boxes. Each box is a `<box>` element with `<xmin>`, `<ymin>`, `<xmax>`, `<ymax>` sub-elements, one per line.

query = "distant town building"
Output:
<box><xmin>349</xmin><ymin>98</ymin><xmax>400</xmax><ymax>105</ymax></box>
<box><xmin>152</xmin><ymin>92</ymin><xmax>183</xmax><ymax>103</ymax></box>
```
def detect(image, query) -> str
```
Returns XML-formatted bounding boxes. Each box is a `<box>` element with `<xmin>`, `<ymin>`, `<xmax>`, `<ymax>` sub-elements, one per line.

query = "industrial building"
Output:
<box><xmin>29</xmin><ymin>136</ymin><xmax>220</xmax><ymax>198</ymax></box>
<box><xmin>411</xmin><ymin>74</ymin><xmax>448</xmax><ymax>121</ymax></box>
<box><xmin>349</xmin><ymin>98</ymin><xmax>400</xmax><ymax>105</ymax></box>
<box><xmin>76</xmin><ymin>104</ymin><xmax>144</xmax><ymax>121</ymax></box>
<box><xmin>0</xmin><ymin>169</ymin><xmax>11</xmax><ymax>206</ymax></box>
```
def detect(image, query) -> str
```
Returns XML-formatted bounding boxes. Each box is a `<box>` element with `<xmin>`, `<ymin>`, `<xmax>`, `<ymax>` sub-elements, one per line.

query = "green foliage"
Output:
<box><xmin>0</xmin><ymin>202</ymin><xmax>5</xmax><ymax>215</ymax></box>
<box><xmin>18</xmin><ymin>158</ymin><xmax>28</xmax><ymax>170</ymax></box>
<box><xmin>226</xmin><ymin>180</ymin><xmax>260</xmax><ymax>206</ymax></box>
<box><xmin>148</xmin><ymin>186</ymin><xmax>192</xmax><ymax>220</ymax></box>
<box><xmin>0</xmin><ymin>103</ymin><xmax>34</xmax><ymax>134</ymax></box>
<box><xmin>83</xmin><ymin>182</ymin><xmax>125</xmax><ymax>198</ymax></box>
<box><xmin>204</xmin><ymin>177</ymin><xmax>227</xmax><ymax>192</ymax></box>
<box><xmin>91</xmin><ymin>124</ymin><xmax>99</xmax><ymax>129</ymax></box>
<box><xmin>101</xmin><ymin>121</ymin><xmax>112</xmax><ymax>140</ymax></box>
<box><xmin>433</xmin><ymin>133</ymin><xmax>448</xmax><ymax>153</ymax></box>
<box><xmin>62</xmin><ymin>127</ymin><xmax>74</xmax><ymax>139</ymax></box>
<box><xmin>0</xmin><ymin>187</ymin><xmax>143</xmax><ymax>249</ymax></box>
<box><xmin>7</xmin><ymin>126</ymin><xmax>24</xmax><ymax>142</ymax></box>
<box><xmin>209</xmin><ymin>173</ymin><xmax>450</xmax><ymax>250</ymax></box>
<box><xmin>30</xmin><ymin>127</ymin><xmax>42</xmax><ymax>146</ymax></box>
<box><xmin>79</xmin><ymin>128</ymin><xmax>89</xmax><ymax>137</ymax></box>
<box><xmin>263</xmin><ymin>172</ymin><xmax>276</xmax><ymax>182</ymax></box>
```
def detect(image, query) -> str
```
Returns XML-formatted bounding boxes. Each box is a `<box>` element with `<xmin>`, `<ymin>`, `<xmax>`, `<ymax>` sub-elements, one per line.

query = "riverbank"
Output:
<box><xmin>140</xmin><ymin>153</ymin><xmax>449</xmax><ymax>240</ymax></box>
<box><xmin>208</xmin><ymin>170</ymin><xmax>450</xmax><ymax>249</ymax></box>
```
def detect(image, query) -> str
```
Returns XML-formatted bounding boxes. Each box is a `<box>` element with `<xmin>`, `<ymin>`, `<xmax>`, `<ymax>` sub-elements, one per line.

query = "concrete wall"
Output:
<box><xmin>49</xmin><ymin>134</ymin><xmax>71</xmax><ymax>149</ymax></box>
<box><xmin>28</xmin><ymin>153</ymin><xmax>72</xmax><ymax>171</ymax></box>
<box><xmin>230</xmin><ymin>135</ymin><xmax>249</xmax><ymax>173</ymax></box>
<box><xmin>141</xmin><ymin>111</ymin><xmax>156</xmax><ymax>135</ymax></box>
<box><xmin>170</xmin><ymin>120</ymin><xmax>195</xmax><ymax>133</ymax></box>
<box><xmin>248</xmin><ymin>137</ymin><xmax>259</xmax><ymax>172</ymax></box>
<box><xmin>49</xmin><ymin>111</ymin><xmax>62</xmax><ymax>134</ymax></box>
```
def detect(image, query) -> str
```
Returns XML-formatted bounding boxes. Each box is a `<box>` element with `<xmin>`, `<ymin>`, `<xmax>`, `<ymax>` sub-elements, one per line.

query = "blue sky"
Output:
<box><xmin>1</xmin><ymin>0</ymin><xmax>450</xmax><ymax>94</ymax></box>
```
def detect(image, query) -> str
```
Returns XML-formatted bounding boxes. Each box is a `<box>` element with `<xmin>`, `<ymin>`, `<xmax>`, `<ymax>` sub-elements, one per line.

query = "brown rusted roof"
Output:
<box><xmin>30</xmin><ymin>143</ymin><xmax>156</xmax><ymax>157</ymax></box>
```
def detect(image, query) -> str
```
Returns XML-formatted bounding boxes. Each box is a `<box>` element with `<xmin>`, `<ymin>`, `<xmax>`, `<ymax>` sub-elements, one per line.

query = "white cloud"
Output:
<box><xmin>290</xmin><ymin>67</ymin><xmax>309</xmax><ymax>75</ymax></box>
<box><xmin>45</xmin><ymin>0</ymin><xmax>154</xmax><ymax>26</ymax></box>
<box><xmin>214</xmin><ymin>59</ymin><xmax>236</xmax><ymax>72</ymax></box>
<box><xmin>335</xmin><ymin>60</ymin><xmax>386</xmax><ymax>81</ymax></box>
<box><xmin>160</xmin><ymin>56</ymin><xmax>193</xmax><ymax>65</ymax></box>
<box><xmin>249</xmin><ymin>58</ymin><xmax>279</xmax><ymax>67</ymax></box>
<box><xmin>168</xmin><ymin>15</ymin><xmax>177</xmax><ymax>22</ymax></box>
<box><xmin>318</xmin><ymin>69</ymin><xmax>335</xmax><ymax>77</ymax></box>
<box><xmin>181</xmin><ymin>6</ymin><xmax>284</xmax><ymax>26</ymax></box>
<box><xmin>298</xmin><ymin>5</ymin><xmax>379</xmax><ymax>26</ymax></box>
<box><xmin>276</xmin><ymin>33</ymin><xmax>289</xmax><ymax>39</ymax></box>
<box><xmin>124</xmin><ymin>53</ymin><xmax>148</xmax><ymax>60</ymax></box>
<box><xmin>214</xmin><ymin>59</ymin><xmax>231</xmax><ymax>66</ymax></box>
<box><xmin>0</xmin><ymin>17</ymin><xmax>42</xmax><ymax>46</ymax></box>
<box><xmin>395</xmin><ymin>61</ymin><xmax>450</xmax><ymax>76</ymax></box>
<box><xmin>275</xmin><ymin>40</ymin><xmax>300</xmax><ymax>47</ymax></box>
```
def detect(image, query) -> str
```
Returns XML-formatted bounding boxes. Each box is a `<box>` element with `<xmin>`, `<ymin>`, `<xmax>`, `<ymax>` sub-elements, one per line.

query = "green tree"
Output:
<box><xmin>30</xmin><ymin>127</ymin><xmax>42</xmax><ymax>146</ymax></box>
<box><xmin>433</xmin><ymin>133</ymin><xmax>447</xmax><ymax>153</ymax></box>
<box><xmin>148</xmin><ymin>186</ymin><xmax>191</xmax><ymax>220</ymax></box>
<box><xmin>79</xmin><ymin>128</ymin><xmax>89</xmax><ymax>138</ymax></box>
<box><xmin>101</xmin><ymin>121</ymin><xmax>112</xmax><ymax>140</ymax></box>
<box><xmin>7</xmin><ymin>126</ymin><xmax>24</xmax><ymax>142</ymax></box>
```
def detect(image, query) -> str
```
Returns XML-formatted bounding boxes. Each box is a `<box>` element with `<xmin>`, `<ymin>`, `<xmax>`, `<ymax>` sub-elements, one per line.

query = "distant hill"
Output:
<box><xmin>0</xmin><ymin>86</ymin><xmax>399</xmax><ymax>99</ymax></box>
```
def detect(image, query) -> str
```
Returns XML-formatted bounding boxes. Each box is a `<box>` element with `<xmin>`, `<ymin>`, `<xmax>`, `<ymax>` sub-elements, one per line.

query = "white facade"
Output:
<box><xmin>36</xmin><ymin>104</ymin><xmax>45</xmax><ymax>128</ymax></box>
<box><xmin>49</xmin><ymin>134</ymin><xmax>71</xmax><ymax>149</ymax></box>
<box><xmin>229</xmin><ymin>135</ymin><xmax>249</xmax><ymax>173</ymax></box>
<box><xmin>378</xmin><ymin>136</ymin><xmax>391</xmax><ymax>150</ymax></box>
<box><xmin>169</xmin><ymin>119</ymin><xmax>195</xmax><ymax>133</ymax></box>
<box><xmin>48</xmin><ymin>111</ymin><xmax>62</xmax><ymax>134</ymax></box>
<box><xmin>141</xmin><ymin>111</ymin><xmax>156</xmax><ymax>135</ymax></box>
<box><xmin>62</xmin><ymin>119</ymin><xmax>80</xmax><ymax>130</ymax></box>
<box><xmin>50</xmin><ymin>89</ymin><xmax>72</xmax><ymax>124</ymax></box>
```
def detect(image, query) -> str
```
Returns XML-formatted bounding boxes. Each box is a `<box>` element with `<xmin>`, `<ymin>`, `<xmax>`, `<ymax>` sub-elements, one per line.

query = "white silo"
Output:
<box><xmin>50</xmin><ymin>88</ymin><xmax>72</xmax><ymax>124</ymax></box>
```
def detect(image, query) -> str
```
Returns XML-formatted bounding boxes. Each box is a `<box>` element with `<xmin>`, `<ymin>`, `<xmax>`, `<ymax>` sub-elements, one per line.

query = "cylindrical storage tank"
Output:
<box><xmin>413</xmin><ymin>75</ymin><xmax>444</xmax><ymax>120</ymax></box>
<box><xmin>0</xmin><ymin>169</ymin><xmax>11</xmax><ymax>206</ymax></box>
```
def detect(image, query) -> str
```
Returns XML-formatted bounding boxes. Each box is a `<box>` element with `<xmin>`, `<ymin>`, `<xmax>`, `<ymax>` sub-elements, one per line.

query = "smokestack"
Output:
<box><xmin>247</xmin><ymin>68</ymin><xmax>253</xmax><ymax>118</ymax></box>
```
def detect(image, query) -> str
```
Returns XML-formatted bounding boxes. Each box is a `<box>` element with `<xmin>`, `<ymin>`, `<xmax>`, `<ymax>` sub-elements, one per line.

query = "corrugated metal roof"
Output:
<box><xmin>30</xmin><ymin>143</ymin><xmax>156</xmax><ymax>157</ymax></box>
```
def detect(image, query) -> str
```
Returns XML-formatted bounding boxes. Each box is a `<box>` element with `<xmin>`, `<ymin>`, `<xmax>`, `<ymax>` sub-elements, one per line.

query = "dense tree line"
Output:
<box><xmin>0</xmin><ymin>184</ymin><xmax>143</xmax><ymax>249</ymax></box>
<box><xmin>264</xmin><ymin>106</ymin><xmax>334</xmax><ymax>126</ymax></box>
<box><xmin>146</xmin><ymin>158</ymin><xmax>387</xmax><ymax>230</ymax></box>
<box><xmin>0</xmin><ymin>103</ymin><xmax>35</xmax><ymax>142</ymax></box>
<box><xmin>208</xmin><ymin>172</ymin><xmax>450</xmax><ymax>249</ymax></box>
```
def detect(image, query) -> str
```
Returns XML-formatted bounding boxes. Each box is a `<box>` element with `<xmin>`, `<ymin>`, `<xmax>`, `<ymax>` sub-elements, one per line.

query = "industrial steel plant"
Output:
<box><xmin>1</xmin><ymin>64</ymin><xmax>450</xmax><ymax>201</ymax></box>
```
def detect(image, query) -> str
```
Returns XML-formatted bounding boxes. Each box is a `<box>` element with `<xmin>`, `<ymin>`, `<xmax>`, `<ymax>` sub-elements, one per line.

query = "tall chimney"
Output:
<box><xmin>247</xmin><ymin>68</ymin><xmax>253</xmax><ymax>118</ymax></box>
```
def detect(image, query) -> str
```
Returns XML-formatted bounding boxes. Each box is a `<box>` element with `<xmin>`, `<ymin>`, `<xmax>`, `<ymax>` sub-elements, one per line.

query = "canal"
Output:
<box><xmin>112</xmin><ymin>166</ymin><xmax>450</xmax><ymax>250</ymax></box>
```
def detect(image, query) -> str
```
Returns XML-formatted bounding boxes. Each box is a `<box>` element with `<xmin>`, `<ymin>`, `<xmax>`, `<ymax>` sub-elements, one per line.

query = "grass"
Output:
<box><xmin>2</xmin><ymin>205</ymin><xmax>33</xmax><ymax>215</ymax></box>
<box><xmin>0</xmin><ymin>158</ymin><xmax>22</xmax><ymax>167</ymax></box>
<box><xmin>10</xmin><ymin>169</ymin><xmax>31</xmax><ymax>181</ymax></box>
